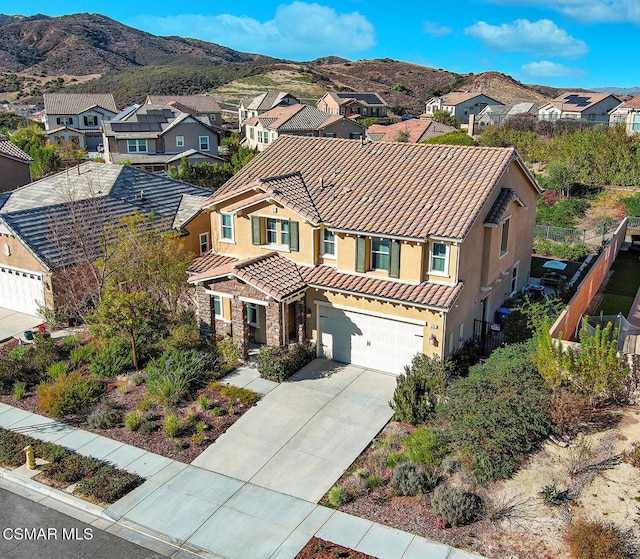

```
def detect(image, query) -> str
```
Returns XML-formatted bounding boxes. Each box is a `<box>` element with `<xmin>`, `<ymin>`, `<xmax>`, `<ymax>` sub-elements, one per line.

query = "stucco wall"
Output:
<box><xmin>0</xmin><ymin>158</ymin><xmax>31</xmax><ymax>191</ymax></box>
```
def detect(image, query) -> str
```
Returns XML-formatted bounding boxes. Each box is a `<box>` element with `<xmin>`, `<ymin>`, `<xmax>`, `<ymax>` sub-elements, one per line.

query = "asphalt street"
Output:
<box><xmin>0</xmin><ymin>488</ymin><xmax>164</xmax><ymax>559</ymax></box>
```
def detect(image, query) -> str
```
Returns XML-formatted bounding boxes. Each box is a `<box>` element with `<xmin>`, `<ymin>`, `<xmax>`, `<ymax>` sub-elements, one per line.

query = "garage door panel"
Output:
<box><xmin>0</xmin><ymin>266</ymin><xmax>45</xmax><ymax>316</ymax></box>
<box><xmin>318</xmin><ymin>306</ymin><xmax>423</xmax><ymax>375</ymax></box>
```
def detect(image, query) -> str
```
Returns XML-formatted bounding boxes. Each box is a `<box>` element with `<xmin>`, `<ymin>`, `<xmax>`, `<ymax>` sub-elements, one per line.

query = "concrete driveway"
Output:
<box><xmin>0</xmin><ymin>307</ymin><xmax>42</xmax><ymax>342</ymax></box>
<box><xmin>192</xmin><ymin>359</ymin><xmax>397</xmax><ymax>502</ymax></box>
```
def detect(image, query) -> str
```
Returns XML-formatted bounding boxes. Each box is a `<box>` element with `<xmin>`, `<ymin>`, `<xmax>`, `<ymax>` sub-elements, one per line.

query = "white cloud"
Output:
<box><xmin>422</xmin><ymin>22</ymin><xmax>452</xmax><ymax>37</ymax></box>
<box><xmin>520</xmin><ymin>60</ymin><xmax>587</xmax><ymax>78</ymax></box>
<box><xmin>127</xmin><ymin>2</ymin><xmax>376</xmax><ymax>59</ymax></box>
<box><xmin>487</xmin><ymin>1</ymin><xmax>640</xmax><ymax>23</ymax></box>
<box><xmin>465</xmin><ymin>19</ymin><xmax>587</xmax><ymax>57</ymax></box>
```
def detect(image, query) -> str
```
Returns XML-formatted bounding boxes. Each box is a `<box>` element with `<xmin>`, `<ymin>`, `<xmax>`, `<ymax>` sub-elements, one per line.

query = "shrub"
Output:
<box><xmin>217</xmin><ymin>336</ymin><xmax>241</xmax><ymax>369</ymax></box>
<box><xmin>146</xmin><ymin>349</ymin><xmax>217</xmax><ymax>408</ymax></box>
<box><xmin>47</xmin><ymin>361</ymin><xmax>69</xmax><ymax>379</ymax></box>
<box><xmin>90</xmin><ymin>337</ymin><xmax>134</xmax><ymax>378</ymax></box>
<box><xmin>136</xmin><ymin>398</ymin><xmax>153</xmax><ymax>412</ymax></box>
<box><xmin>211</xmin><ymin>406</ymin><xmax>225</xmax><ymax>417</ymax></box>
<box><xmin>341</xmin><ymin>474</ymin><xmax>369</xmax><ymax>498</ymax></box>
<box><xmin>162</xmin><ymin>414</ymin><xmax>184</xmax><ymax>438</ymax></box>
<box><xmin>138</xmin><ymin>419</ymin><xmax>158</xmax><ymax>435</ymax></box>
<box><xmin>389</xmin><ymin>462</ymin><xmax>436</xmax><ymax>496</ymax></box>
<box><xmin>364</xmin><ymin>448</ymin><xmax>389</xmax><ymax>477</ymax></box>
<box><xmin>431</xmin><ymin>484</ymin><xmax>482</xmax><ymax>527</ymax></box>
<box><xmin>163</xmin><ymin>322</ymin><xmax>203</xmax><ymax>352</ymax></box>
<box><xmin>366</xmin><ymin>474</ymin><xmax>384</xmax><ymax>489</ymax></box>
<box><xmin>387</xmin><ymin>451</ymin><xmax>407</xmax><ymax>469</ymax></box>
<box><xmin>564</xmin><ymin>520</ymin><xmax>628</xmax><ymax>559</ymax></box>
<box><xmin>377</xmin><ymin>423</ymin><xmax>409</xmax><ymax>452</ymax></box>
<box><xmin>257</xmin><ymin>342</ymin><xmax>315</xmax><ymax>382</ymax></box>
<box><xmin>75</xmin><ymin>465</ymin><xmax>143</xmax><ymax>504</ymax></box>
<box><xmin>328</xmin><ymin>486</ymin><xmax>351</xmax><ymax>507</ymax></box>
<box><xmin>87</xmin><ymin>408</ymin><xmax>123</xmax><ymax>429</ymax></box>
<box><xmin>404</xmin><ymin>427</ymin><xmax>449</xmax><ymax>468</ymax></box>
<box><xmin>60</xmin><ymin>334</ymin><xmax>83</xmax><ymax>354</ymax></box>
<box><xmin>219</xmin><ymin>384</ymin><xmax>259</xmax><ymax>406</ymax></box>
<box><xmin>13</xmin><ymin>381</ymin><xmax>26</xmax><ymax>400</ymax></box>
<box><xmin>69</xmin><ymin>343</ymin><xmax>96</xmax><ymax>368</ymax></box>
<box><xmin>129</xmin><ymin>372</ymin><xmax>145</xmax><ymax>386</ymax></box>
<box><xmin>37</xmin><ymin>371</ymin><xmax>104</xmax><ymax>419</ymax></box>
<box><xmin>390</xmin><ymin>354</ymin><xmax>449</xmax><ymax>425</ymax></box>
<box><xmin>42</xmin><ymin>453</ymin><xmax>101</xmax><ymax>484</ymax></box>
<box><xmin>548</xmin><ymin>389</ymin><xmax>592</xmax><ymax>434</ymax></box>
<box><xmin>440</xmin><ymin>341</ymin><xmax>553</xmax><ymax>485</ymax></box>
<box><xmin>198</xmin><ymin>394</ymin><xmax>210</xmax><ymax>410</ymax></box>
<box><xmin>124</xmin><ymin>412</ymin><xmax>142</xmax><ymax>431</ymax></box>
<box><xmin>539</xmin><ymin>483</ymin><xmax>565</xmax><ymax>506</ymax></box>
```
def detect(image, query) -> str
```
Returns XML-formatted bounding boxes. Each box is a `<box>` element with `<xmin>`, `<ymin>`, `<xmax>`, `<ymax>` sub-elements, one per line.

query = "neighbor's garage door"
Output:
<box><xmin>318</xmin><ymin>305</ymin><xmax>424</xmax><ymax>375</ymax></box>
<box><xmin>0</xmin><ymin>266</ymin><xmax>45</xmax><ymax>315</ymax></box>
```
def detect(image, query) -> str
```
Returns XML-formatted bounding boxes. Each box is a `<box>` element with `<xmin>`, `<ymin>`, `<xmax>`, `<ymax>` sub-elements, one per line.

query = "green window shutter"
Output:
<box><xmin>289</xmin><ymin>221</ymin><xmax>299</xmax><ymax>252</ymax></box>
<box><xmin>355</xmin><ymin>237</ymin><xmax>366</xmax><ymax>273</ymax></box>
<box><xmin>389</xmin><ymin>240</ymin><xmax>400</xmax><ymax>278</ymax></box>
<box><xmin>251</xmin><ymin>216</ymin><xmax>261</xmax><ymax>245</ymax></box>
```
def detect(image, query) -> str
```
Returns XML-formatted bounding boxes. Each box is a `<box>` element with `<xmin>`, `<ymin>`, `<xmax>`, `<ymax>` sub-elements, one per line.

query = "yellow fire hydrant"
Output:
<box><xmin>23</xmin><ymin>446</ymin><xmax>36</xmax><ymax>470</ymax></box>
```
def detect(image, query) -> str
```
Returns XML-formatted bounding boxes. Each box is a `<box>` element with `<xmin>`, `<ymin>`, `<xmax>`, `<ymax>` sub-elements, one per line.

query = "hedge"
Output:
<box><xmin>257</xmin><ymin>342</ymin><xmax>315</xmax><ymax>382</ymax></box>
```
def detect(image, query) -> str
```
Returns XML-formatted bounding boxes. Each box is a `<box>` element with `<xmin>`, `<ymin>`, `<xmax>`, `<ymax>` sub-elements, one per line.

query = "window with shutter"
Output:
<box><xmin>251</xmin><ymin>216</ymin><xmax>261</xmax><ymax>245</ymax></box>
<box><xmin>355</xmin><ymin>237</ymin><xmax>366</xmax><ymax>273</ymax></box>
<box><xmin>389</xmin><ymin>241</ymin><xmax>400</xmax><ymax>278</ymax></box>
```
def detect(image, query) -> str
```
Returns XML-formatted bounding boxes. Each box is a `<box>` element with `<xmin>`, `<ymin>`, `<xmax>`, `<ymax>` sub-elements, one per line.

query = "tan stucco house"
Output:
<box><xmin>103</xmin><ymin>104</ymin><xmax>224</xmax><ymax>172</ymax></box>
<box><xmin>317</xmin><ymin>91</ymin><xmax>389</xmax><ymax>120</ymax></box>
<box><xmin>188</xmin><ymin>136</ymin><xmax>541</xmax><ymax>375</ymax></box>
<box><xmin>238</xmin><ymin>92</ymin><xmax>300</xmax><ymax>128</ymax></box>
<box><xmin>0</xmin><ymin>134</ymin><xmax>32</xmax><ymax>192</ymax></box>
<box><xmin>145</xmin><ymin>94</ymin><xmax>222</xmax><ymax>129</ymax></box>
<box><xmin>43</xmin><ymin>93</ymin><xmax>118</xmax><ymax>152</ymax></box>
<box><xmin>0</xmin><ymin>162</ymin><xmax>212</xmax><ymax>318</ymax></box>
<box><xmin>609</xmin><ymin>94</ymin><xmax>640</xmax><ymax>134</ymax></box>
<box><xmin>538</xmin><ymin>92</ymin><xmax>621</xmax><ymax>124</ymax></box>
<box><xmin>423</xmin><ymin>92</ymin><xmax>503</xmax><ymax>125</ymax></box>
<box><xmin>243</xmin><ymin>104</ymin><xmax>366</xmax><ymax>151</ymax></box>
<box><xmin>366</xmin><ymin>119</ymin><xmax>454</xmax><ymax>143</ymax></box>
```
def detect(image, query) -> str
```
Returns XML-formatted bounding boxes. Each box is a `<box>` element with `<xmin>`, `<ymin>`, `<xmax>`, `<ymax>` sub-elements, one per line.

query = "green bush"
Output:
<box><xmin>124</xmin><ymin>412</ymin><xmax>142</xmax><ymax>431</ymax></box>
<box><xmin>13</xmin><ymin>381</ymin><xmax>26</xmax><ymax>400</ymax></box>
<box><xmin>216</xmin><ymin>336</ymin><xmax>241</xmax><ymax>369</ymax></box>
<box><xmin>163</xmin><ymin>322</ymin><xmax>203</xmax><ymax>352</ymax></box>
<box><xmin>90</xmin><ymin>337</ymin><xmax>134</xmax><ymax>378</ymax></box>
<box><xmin>535</xmin><ymin>238</ymin><xmax>590</xmax><ymax>260</ymax></box>
<box><xmin>162</xmin><ymin>413</ymin><xmax>185</xmax><ymax>438</ymax></box>
<box><xmin>366</xmin><ymin>474</ymin><xmax>384</xmax><ymax>489</ymax></box>
<box><xmin>328</xmin><ymin>486</ymin><xmax>351</xmax><ymax>507</ymax></box>
<box><xmin>69</xmin><ymin>343</ymin><xmax>96</xmax><ymax>368</ymax></box>
<box><xmin>404</xmin><ymin>427</ymin><xmax>449</xmax><ymax>468</ymax></box>
<box><xmin>37</xmin><ymin>371</ymin><xmax>104</xmax><ymax>419</ymax></box>
<box><xmin>218</xmin><ymin>383</ymin><xmax>259</xmax><ymax>406</ymax></box>
<box><xmin>564</xmin><ymin>520</ymin><xmax>628</xmax><ymax>559</ymax></box>
<box><xmin>75</xmin><ymin>465</ymin><xmax>143</xmax><ymax>504</ymax></box>
<box><xmin>42</xmin><ymin>453</ymin><xmax>101</xmax><ymax>484</ymax></box>
<box><xmin>87</xmin><ymin>408</ymin><xmax>123</xmax><ymax>429</ymax></box>
<box><xmin>440</xmin><ymin>341</ymin><xmax>553</xmax><ymax>484</ymax></box>
<box><xmin>146</xmin><ymin>349</ymin><xmax>217</xmax><ymax>408</ymax></box>
<box><xmin>389</xmin><ymin>462</ymin><xmax>436</xmax><ymax>496</ymax></box>
<box><xmin>0</xmin><ymin>336</ymin><xmax>59</xmax><ymax>393</ymax></box>
<box><xmin>622</xmin><ymin>193</ymin><xmax>640</xmax><ymax>217</ymax></box>
<box><xmin>257</xmin><ymin>342</ymin><xmax>315</xmax><ymax>382</ymax></box>
<box><xmin>60</xmin><ymin>334</ymin><xmax>83</xmax><ymax>354</ymax></box>
<box><xmin>47</xmin><ymin>361</ymin><xmax>69</xmax><ymax>379</ymax></box>
<box><xmin>389</xmin><ymin>354</ymin><xmax>449</xmax><ymax>425</ymax></box>
<box><xmin>431</xmin><ymin>484</ymin><xmax>482</xmax><ymax>527</ymax></box>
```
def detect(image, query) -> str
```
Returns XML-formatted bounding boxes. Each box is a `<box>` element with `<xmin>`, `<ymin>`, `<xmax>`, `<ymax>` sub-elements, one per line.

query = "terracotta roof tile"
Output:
<box><xmin>301</xmin><ymin>266</ymin><xmax>463</xmax><ymax>309</ymax></box>
<box><xmin>43</xmin><ymin>93</ymin><xmax>117</xmax><ymax>115</ymax></box>
<box><xmin>0</xmin><ymin>134</ymin><xmax>33</xmax><ymax>163</ymax></box>
<box><xmin>147</xmin><ymin>95</ymin><xmax>221</xmax><ymax>113</ymax></box>
<box><xmin>211</xmin><ymin>136</ymin><xmax>520</xmax><ymax>240</ymax></box>
<box><xmin>484</xmin><ymin>188</ymin><xmax>524</xmax><ymax>225</ymax></box>
<box><xmin>623</xmin><ymin>94</ymin><xmax>640</xmax><ymax>109</ymax></box>
<box><xmin>188</xmin><ymin>253</ymin><xmax>238</xmax><ymax>275</ymax></box>
<box><xmin>366</xmin><ymin>119</ymin><xmax>454</xmax><ymax>143</ymax></box>
<box><xmin>259</xmin><ymin>173</ymin><xmax>321</xmax><ymax>224</ymax></box>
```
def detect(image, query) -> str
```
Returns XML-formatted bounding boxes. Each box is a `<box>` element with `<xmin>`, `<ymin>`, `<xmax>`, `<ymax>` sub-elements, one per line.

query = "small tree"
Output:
<box><xmin>533</xmin><ymin>319</ymin><xmax>574</xmax><ymax>390</ymax></box>
<box><xmin>168</xmin><ymin>157</ymin><xmax>233</xmax><ymax>190</ymax></box>
<box><xmin>431</xmin><ymin>110</ymin><xmax>459</xmax><ymax>128</ymax></box>
<box><xmin>389</xmin><ymin>354</ymin><xmax>450</xmax><ymax>425</ymax></box>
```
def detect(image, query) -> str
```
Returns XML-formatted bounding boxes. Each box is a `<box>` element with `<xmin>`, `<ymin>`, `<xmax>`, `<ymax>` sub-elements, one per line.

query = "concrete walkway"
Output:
<box><xmin>0</xmin><ymin>306</ymin><xmax>42</xmax><ymax>342</ymax></box>
<box><xmin>194</xmin><ymin>360</ymin><xmax>396</xmax><ymax>502</ymax></box>
<box><xmin>0</xmin><ymin>385</ymin><xmax>484</xmax><ymax>559</ymax></box>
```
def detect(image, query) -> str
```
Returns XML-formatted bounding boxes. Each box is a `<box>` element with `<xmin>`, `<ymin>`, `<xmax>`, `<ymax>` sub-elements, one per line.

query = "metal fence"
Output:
<box><xmin>535</xmin><ymin>221</ymin><xmax>620</xmax><ymax>248</ymax></box>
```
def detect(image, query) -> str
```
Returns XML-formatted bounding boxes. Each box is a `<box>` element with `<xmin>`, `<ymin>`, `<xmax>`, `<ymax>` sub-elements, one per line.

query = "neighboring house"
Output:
<box><xmin>317</xmin><ymin>91</ymin><xmax>389</xmax><ymax>120</ymax></box>
<box><xmin>0</xmin><ymin>134</ymin><xmax>32</xmax><ymax>192</ymax></box>
<box><xmin>609</xmin><ymin>94</ymin><xmax>640</xmax><ymax>134</ymax></box>
<box><xmin>238</xmin><ymin>92</ymin><xmax>300</xmax><ymax>128</ymax></box>
<box><xmin>43</xmin><ymin>93</ymin><xmax>118</xmax><ymax>151</ymax></box>
<box><xmin>103</xmin><ymin>104</ymin><xmax>223</xmax><ymax>173</ymax></box>
<box><xmin>423</xmin><ymin>92</ymin><xmax>503</xmax><ymax>125</ymax></box>
<box><xmin>145</xmin><ymin>94</ymin><xmax>222</xmax><ymax>129</ymax></box>
<box><xmin>0</xmin><ymin>162</ymin><xmax>212</xmax><ymax>317</ymax></box>
<box><xmin>243</xmin><ymin>104</ymin><xmax>366</xmax><ymax>151</ymax></box>
<box><xmin>538</xmin><ymin>92</ymin><xmax>621</xmax><ymax>124</ymax></box>
<box><xmin>188</xmin><ymin>136</ymin><xmax>541</xmax><ymax>375</ymax></box>
<box><xmin>475</xmin><ymin>102</ymin><xmax>539</xmax><ymax>130</ymax></box>
<box><xmin>366</xmin><ymin>119</ymin><xmax>455</xmax><ymax>143</ymax></box>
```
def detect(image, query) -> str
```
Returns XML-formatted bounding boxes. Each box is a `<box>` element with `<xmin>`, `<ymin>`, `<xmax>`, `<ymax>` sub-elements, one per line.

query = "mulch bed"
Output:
<box><xmin>0</xmin><ymin>376</ymin><xmax>256</xmax><ymax>464</ymax></box>
<box><xmin>295</xmin><ymin>537</ymin><xmax>377</xmax><ymax>559</ymax></box>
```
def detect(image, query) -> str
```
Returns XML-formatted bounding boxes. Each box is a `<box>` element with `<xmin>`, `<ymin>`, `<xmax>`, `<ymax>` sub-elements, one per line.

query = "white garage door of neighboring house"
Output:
<box><xmin>0</xmin><ymin>266</ymin><xmax>45</xmax><ymax>316</ymax></box>
<box><xmin>317</xmin><ymin>305</ymin><xmax>424</xmax><ymax>375</ymax></box>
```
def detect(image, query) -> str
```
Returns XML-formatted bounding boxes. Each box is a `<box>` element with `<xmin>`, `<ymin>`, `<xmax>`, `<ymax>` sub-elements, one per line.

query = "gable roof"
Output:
<box><xmin>325</xmin><ymin>91</ymin><xmax>387</xmax><ymax>107</ymax></box>
<box><xmin>206</xmin><ymin>136</ymin><xmax>538</xmax><ymax>241</ymax></box>
<box><xmin>0</xmin><ymin>134</ymin><xmax>33</xmax><ymax>163</ymax></box>
<box><xmin>542</xmin><ymin>91</ymin><xmax>620</xmax><ymax>112</ymax></box>
<box><xmin>0</xmin><ymin>162</ymin><xmax>210</xmax><ymax>271</ymax></box>
<box><xmin>146</xmin><ymin>95</ymin><xmax>221</xmax><ymax>114</ymax></box>
<box><xmin>440</xmin><ymin>92</ymin><xmax>502</xmax><ymax>106</ymax></box>
<box><xmin>43</xmin><ymin>93</ymin><xmax>117</xmax><ymax>115</ymax></box>
<box><xmin>622</xmin><ymin>94</ymin><xmax>640</xmax><ymax>109</ymax></box>
<box><xmin>484</xmin><ymin>188</ymin><xmax>525</xmax><ymax>225</ymax></box>
<box><xmin>366</xmin><ymin>119</ymin><xmax>455</xmax><ymax>143</ymax></box>
<box><xmin>243</xmin><ymin>92</ymin><xmax>298</xmax><ymax>112</ymax></box>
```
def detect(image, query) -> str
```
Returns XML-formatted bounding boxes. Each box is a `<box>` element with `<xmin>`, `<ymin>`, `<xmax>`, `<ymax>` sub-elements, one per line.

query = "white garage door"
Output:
<box><xmin>0</xmin><ymin>266</ymin><xmax>45</xmax><ymax>316</ymax></box>
<box><xmin>318</xmin><ymin>305</ymin><xmax>424</xmax><ymax>375</ymax></box>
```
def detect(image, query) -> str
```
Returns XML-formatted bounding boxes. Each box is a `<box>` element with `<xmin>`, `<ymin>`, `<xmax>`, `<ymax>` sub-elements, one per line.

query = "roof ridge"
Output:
<box><xmin>233</xmin><ymin>251</ymin><xmax>280</xmax><ymax>270</ymax></box>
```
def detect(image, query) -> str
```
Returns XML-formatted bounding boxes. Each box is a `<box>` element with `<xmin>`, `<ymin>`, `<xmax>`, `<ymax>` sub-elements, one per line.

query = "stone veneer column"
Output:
<box><xmin>265</xmin><ymin>301</ymin><xmax>282</xmax><ymax>346</ymax></box>
<box><xmin>231</xmin><ymin>299</ymin><xmax>249</xmax><ymax>360</ymax></box>
<box><xmin>295</xmin><ymin>299</ymin><xmax>306</xmax><ymax>342</ymax></box>
<box><xmin>195</xmin><ymin>286</ymin><xmax>214</xmax><ymax>338</ymax></box>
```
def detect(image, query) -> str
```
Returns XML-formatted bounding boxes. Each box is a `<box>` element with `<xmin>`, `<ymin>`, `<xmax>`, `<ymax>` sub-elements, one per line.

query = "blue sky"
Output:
<box><xmin>14</xmin><ymin>0</ymin><xmax>639</xmax><ymax>88</ymax></box>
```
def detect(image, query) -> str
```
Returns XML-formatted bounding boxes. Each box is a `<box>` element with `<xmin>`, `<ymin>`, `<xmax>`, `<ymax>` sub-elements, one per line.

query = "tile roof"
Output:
<box><xmin>622</xmin><ymin>94</ymin><xmax>640</xmax><ymax>109</ymax></box>
<box><xmin>484</xmin><ymin>188</ymin><xmax>524</xmax><ymax>225</ymax></box>
<box><xmin>0</xmin><ymin>134</ymin><xmax>33</xmax><ymax>163</ymax></box>
<box><xmin>188</xmin><ymin>252</ymin><xmax>238</xmax><ymax>275</ymax></box>
<box><xmin>259</xmin><ymin>173</ymin><xmax>321</xmax><ymax>224</ymax></box>
<box><xmin>0</xmin><ymin>162</ymin><xmax>210</xmax><ymax>270</ymax></box>
<box><xmin>253</xmin><ymin>105</ymin><xmax>334</xmax><ymax>132</ymax></box>
<box><xmin>173</xmin><ymin>194</ymin><xmax>208</xmax><ymax>229</ymax></box>
<box><xmin>301</xmin><ymin>265</ymin><xmax>463</xmax><ymax>310</ymax></box>
<box><xmin>207</xmin><ymin>136</ymin><xmax>530</xmax><ymax>240</ymax></box>
<box><xmin>245</xmin><ymin>92</ymin><xmax>298</xmax><ymax>112</ymax></box>
<box><xmin>43</xmin><ymin>93</ymin><xmax>117</xmax><ymax>115</ymax></box>
<box><xmin>441</xmin><ymin>92</ymin><xmax>501</xmax><ymax>106</ymax></box>
<box><xmin>545</xmin><ymin>91</ymin><xmax>619</xmax><ymax>112</ymax></box>
<box><xmin>366</xmin><ymin>119</ymin><xmax>454</xmax><ymax>143</ymax></box>
<box><xmin>327</xmin><ymin>91</ymin><xmax>387</xmax><ymax>107</ymax></box>
<box><xmin>189</xmin><ymin>252</ymin><xmax>307</xmax><ymax>300</ymax></box>
<box><xmin>146</xmin><ymin>95</ymin><xmax>221</xmax><ymax>113</ymax></box>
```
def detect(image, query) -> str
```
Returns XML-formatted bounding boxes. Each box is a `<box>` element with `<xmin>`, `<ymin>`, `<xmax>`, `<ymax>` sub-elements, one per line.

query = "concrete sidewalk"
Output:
<box><xmin>194</xmin><ymin>360</ymin><xmax>396</xmax><ymax>502</ymax></box>
<box><xmin>0</xmin><ymin>398</ymin><xmax>484</xmax><ymax>559</ymax></box>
